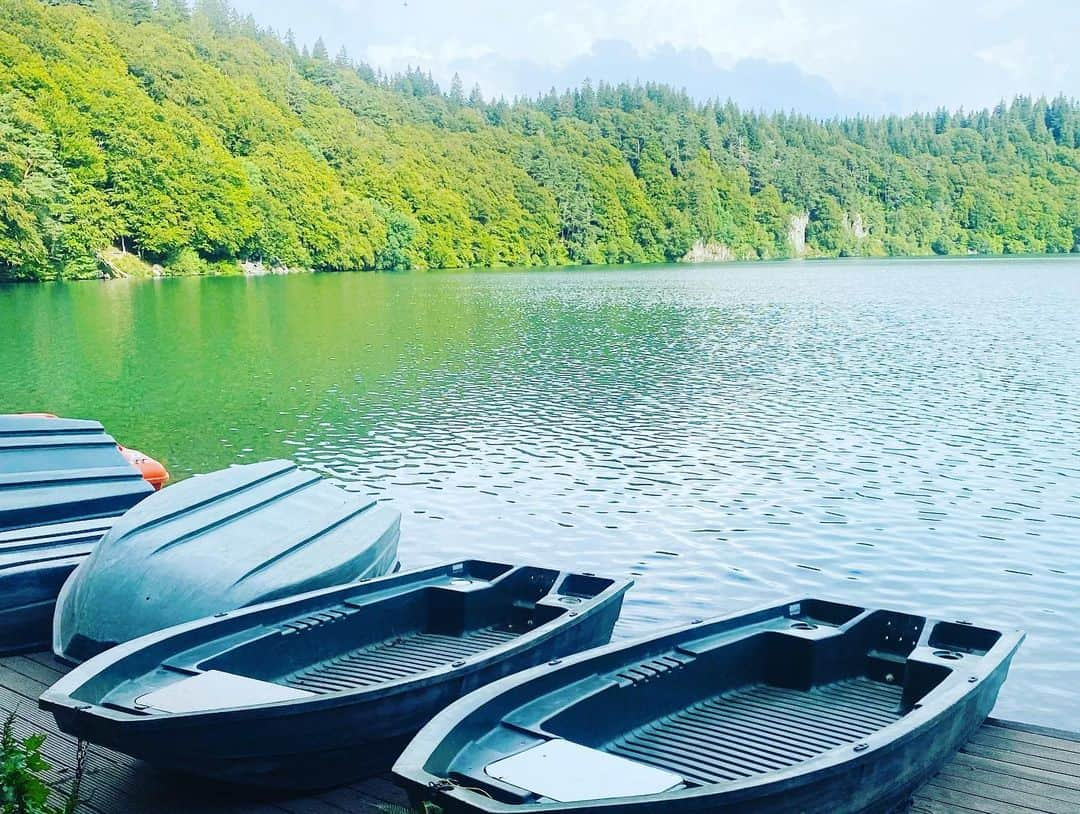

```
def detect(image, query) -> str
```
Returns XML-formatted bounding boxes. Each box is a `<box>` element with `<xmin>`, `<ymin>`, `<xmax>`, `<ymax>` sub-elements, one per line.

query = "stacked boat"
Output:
<box><xmin>0</xmin><ymin>415</ymin><xmax>156</xmax><ymax>654</ymax></box>
<box><xmin>0</xmin><ymin>413</ymin><xmax>1025</xmax><ymax>813</ymax></box>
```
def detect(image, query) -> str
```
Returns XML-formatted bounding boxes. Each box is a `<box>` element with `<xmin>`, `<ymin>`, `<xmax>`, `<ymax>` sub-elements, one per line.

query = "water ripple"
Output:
<box><xmin>3</xmin><ymin>258</ymin><xmax>1077</xmax><ymax>727</ymax></box>
<box><xmin>290</xmin><ymin>260</ymin><xmax>1080</xmax><ymax>727</ymax></box>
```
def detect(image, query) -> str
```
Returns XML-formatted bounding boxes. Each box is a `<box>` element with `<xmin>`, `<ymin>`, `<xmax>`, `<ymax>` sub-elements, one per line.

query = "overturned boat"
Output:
<box><xmin>40</xmin><ymin>560</ymin><xmax>631</xmax><ymax>789</ymax></box>
<box><xmin>0</xmin><ymin>415</ymin><xmax>154</xmax><ymax>655</ymax></box>
<box><xmin>394</xmin><ymin>598</ymin><xmax>1023</xmax><ymax>814</ymax></box>
<box><xmin>53</xmin><ymin>458</ymin><xmax>400</xmax><ymax>663</ymax></box>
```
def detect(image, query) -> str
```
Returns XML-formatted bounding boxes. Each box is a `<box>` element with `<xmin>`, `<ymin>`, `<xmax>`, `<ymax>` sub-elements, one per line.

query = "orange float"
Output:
<box><xmin>117</xmin><ymin>445</ymin><xmax>170</xmax><ymax>490</ymax></box>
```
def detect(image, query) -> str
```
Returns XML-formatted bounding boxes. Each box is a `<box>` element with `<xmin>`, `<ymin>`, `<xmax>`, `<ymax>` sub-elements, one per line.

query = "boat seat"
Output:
<box><xmin>485</xmin><ymin>739</ymin><xmax>684</xmax><ymax>803</ymax></box>
<box><xmin>135</xmin><ymin>670</ymin><xmax>314</xmax><ymax>713</ymax></box>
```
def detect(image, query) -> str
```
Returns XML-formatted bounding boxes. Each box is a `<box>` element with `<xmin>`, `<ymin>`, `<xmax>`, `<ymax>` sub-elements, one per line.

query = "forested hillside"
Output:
<box><xmin>3</xmin><ymin>0</ymin><xmax>1080</xmax><ymax>281</ymax></box>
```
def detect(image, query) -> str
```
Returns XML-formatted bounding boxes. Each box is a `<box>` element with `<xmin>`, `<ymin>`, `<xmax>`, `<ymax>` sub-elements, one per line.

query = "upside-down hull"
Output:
<box><xmin>0</xmin><ymin>416</ymin><xmax>153</xmax><ymax>655</ymax></box>
<box><xmin>53</xmin><ymin>459</ymin><xmax>400</xmax><ymax>663</ymax></box>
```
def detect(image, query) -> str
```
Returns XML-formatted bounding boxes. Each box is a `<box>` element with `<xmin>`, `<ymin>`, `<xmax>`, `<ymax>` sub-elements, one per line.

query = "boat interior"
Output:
<box><xmin>68</xmin><ymin>562</ymin><xmax>620</xmax><ymax>715</ymax></box>
<box><xmin>440</xmin><ymin>600</ymin><xmax>1005</xmax><ymax>804</ymax></box>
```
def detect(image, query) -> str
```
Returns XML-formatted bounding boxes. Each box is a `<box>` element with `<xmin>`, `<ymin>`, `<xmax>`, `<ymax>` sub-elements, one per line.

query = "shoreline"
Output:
<box><xmin>4</xmin><ymin>250</ymin><xmax>1080</xmax><ymax>285</ymax></box>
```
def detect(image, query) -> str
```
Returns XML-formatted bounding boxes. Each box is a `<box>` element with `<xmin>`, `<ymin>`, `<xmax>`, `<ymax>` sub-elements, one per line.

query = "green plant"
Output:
<box><xmin>1</xmin><ymin>710</ymin><xmax>85</xmax><ymax>814</ymax></box>
<box><xmin>1</xmin><ymin>710</ymin><xmax>51</xmax><ymax>814</ymax></box>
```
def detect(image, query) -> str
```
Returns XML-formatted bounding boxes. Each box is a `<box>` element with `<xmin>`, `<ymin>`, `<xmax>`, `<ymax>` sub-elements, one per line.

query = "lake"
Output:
<box><xmin>2</xmin><ymin>257</ymin><xmax>1078</xmax><ymax>727</ymax></box>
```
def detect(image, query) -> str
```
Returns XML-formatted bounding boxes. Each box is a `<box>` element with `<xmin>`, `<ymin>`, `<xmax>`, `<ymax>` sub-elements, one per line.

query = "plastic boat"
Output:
<box><xmin>52</xmin><ymin>459</ymin><xmax>400</xmax><ymax>663</ymax></box>
<box><xmin>12</xmin><ymin>413</ymin><xmax>169</xmax><ymax>490</ymax></box>
<box><xmin>393</xmin><ymin>598</ymin><xmax>1023</xmax><ymax>814</ymax></box>
<box><xmin>0</xmin><ymin>415</ymin><xmax>154</xmax><ymax>655</ymax></box>
<box><xmin>40</xmin><ymin>560</ymin><xmax>632</xmax><ymax>789</ymax></box>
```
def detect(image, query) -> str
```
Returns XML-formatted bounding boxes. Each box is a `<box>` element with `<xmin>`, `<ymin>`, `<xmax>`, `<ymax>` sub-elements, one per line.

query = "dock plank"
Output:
<box><xmin>927</xmin><ymin>772</ymin><xmax>1076</xmax><ymax>814</ymax></box>
<box><xmin>959</xmin><ymin>740</ymin><xmax>1080</xmax><ymax>776</ymax></box>
<box><xmin>936</xmin><ymin>761</ymin><xmax>1080</xmax><ymax>808</ymax></box>
<box><xmin>914</xmin><ymin>782</ymin><xmax>1053</xmax><ymax>814</ymax></box>
<box><xmin>968</xmin><ymin>730</ymin><xmax>1080</xmax><ymax>766</ymax></box>
<box><xmin>950</xmin><ymin>751</ymin><xmax>1080</xmax><ymax>792</ymax></box>
<box><xmin>2</xmin><ymin>652</ymin><xmax>1074</xmax><ymax>814</ymax></box>
<box><xmin>977</xmin><ymin>723</ymin><xmax>1080</xmax><ymax>754</ymax></box>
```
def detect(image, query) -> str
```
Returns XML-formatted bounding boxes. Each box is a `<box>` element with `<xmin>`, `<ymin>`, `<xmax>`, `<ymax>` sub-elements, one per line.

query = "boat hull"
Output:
<box><xmin>0</xmin><ymin>416</ymin><xmax>152</xmax><ymax>654</ymax></box>
<box><xmin>52</xmin><ymin>459</ymin><xmax>400</xmax><ymax>663</ymax></box>
<box><xmin>406</xmin><ymin>672</ymin><xmax>1008</xmax><ymax>814</ymax></box>
<box><xmin>49</xmin><ymin>602</ymin><xmax>622</xmax><ymax>789</ymax></box>
<box><xmin>41</xmin><ymin>561</ymin><xmax>631</xmax><ymax>790</ymax></box>
<box><xmin>393</xmin><ymin>599</ymin><xmax>1023</xmax><ymax>814</ymax></box>
<box><xmin>0</xmin><ymin>553</ymin><xmax>88</xmax><ymax>657</ymax></box>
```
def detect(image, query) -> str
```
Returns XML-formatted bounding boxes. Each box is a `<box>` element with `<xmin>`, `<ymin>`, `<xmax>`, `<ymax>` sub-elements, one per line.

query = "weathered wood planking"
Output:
<box><xmin>3</xmin><ymin>652</ymin><xmax>1075</xmax><ymax>814</ymax></box>
<box><xmin>0</xmin><ymin>653</ymin><xmax>409</xmax><ymax>814</ymax></box>
<box><xmin>910</xmin><ymin>719</ymin><xmax>1080</xmax><ymax>814</ymax></box>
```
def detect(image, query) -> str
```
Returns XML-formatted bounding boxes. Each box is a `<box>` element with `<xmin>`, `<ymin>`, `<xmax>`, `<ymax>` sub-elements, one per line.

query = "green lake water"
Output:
<box><xmin>2</xmin><ymin>257</ymin><xmax>1078</xmax><ymax>726</ymax></box>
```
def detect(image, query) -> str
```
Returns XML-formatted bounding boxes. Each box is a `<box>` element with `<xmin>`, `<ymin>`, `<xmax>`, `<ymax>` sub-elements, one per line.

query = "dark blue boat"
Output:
<box><xmin>40</xmin><ymin>560</ymin><xmax>631</xmax><ymax>789</ymax></box>
<box><xmin>53</xmin><ymin>459</ymin><xmax>400</xmax><ymax>663</ymax></box>
<box><xmin>0</xmin><ymin>416</ymin><xmax>152</xmax><ymax>655</ymax></box>
<box><xmin>393</xmin><ymin>599</ymin><xmax>1023</xmax><ymax>814</ymax></box>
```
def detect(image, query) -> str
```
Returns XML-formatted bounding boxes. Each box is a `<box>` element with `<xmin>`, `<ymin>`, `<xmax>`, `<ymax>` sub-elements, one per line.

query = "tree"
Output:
<box><xmin>155</xmin><ymin>0</ymin><xmax>191</xmax><ymax>25</ymax></box>
<box><xmin>5</xmin><ymin>0</ymin><xmax>1080</xmax><ymax>281</ymax></box>
<box><xmin>448</xmin><ymin>73</ymin><xmax>464</xmax><ymax>107</ymax></box>
<box><xmin>193</xmin><ymin>0</ymin><xmax>231</xmax><ymax>32</ymax></box>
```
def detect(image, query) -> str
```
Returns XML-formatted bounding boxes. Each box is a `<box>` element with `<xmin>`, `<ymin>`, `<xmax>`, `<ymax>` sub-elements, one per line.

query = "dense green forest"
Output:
<box><xmin>3</xmin><ymin>0</ymin><xmax>1080</xmax><ymax>281</ymax></box>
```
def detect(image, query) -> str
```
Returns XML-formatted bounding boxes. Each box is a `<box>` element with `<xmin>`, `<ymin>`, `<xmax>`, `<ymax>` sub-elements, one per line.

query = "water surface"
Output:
<box><xmin>2</xmin><ymin>257</ymin><xmax>1078</xmax><ymax>726</ymax></box>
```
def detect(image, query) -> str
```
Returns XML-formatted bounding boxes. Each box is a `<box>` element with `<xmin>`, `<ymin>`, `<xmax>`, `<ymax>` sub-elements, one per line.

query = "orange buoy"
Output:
<box><xmin>118</xmin><ymin>445</ymin><xmax>170</xmax><ymax>490</ymax></box>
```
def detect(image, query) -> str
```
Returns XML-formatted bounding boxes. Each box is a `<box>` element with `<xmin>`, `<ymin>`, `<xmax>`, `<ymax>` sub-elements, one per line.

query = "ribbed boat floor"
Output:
<box><xmin>281</xmin><ymin>626</ymin><xmax>520</xmax><ymax>693</ymax></box>
<box><xmin>607</xmin><ymin>677</ymin><xmax>904</xmax><ymax>785</ymax></box>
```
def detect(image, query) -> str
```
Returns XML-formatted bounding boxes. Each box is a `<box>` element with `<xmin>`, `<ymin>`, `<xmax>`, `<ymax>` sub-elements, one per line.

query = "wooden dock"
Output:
<box><xmin>2</xmin><ymin>651</ymin><xmax>1077</xmax><ymax>814</ymax></box>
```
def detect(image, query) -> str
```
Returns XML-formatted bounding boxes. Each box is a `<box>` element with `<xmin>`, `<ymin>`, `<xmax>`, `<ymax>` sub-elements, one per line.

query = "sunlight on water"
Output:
<box><xmin>2</xmin><ymin>257</ymin><xmax>1078</xmax><ymax>726</ymax></box>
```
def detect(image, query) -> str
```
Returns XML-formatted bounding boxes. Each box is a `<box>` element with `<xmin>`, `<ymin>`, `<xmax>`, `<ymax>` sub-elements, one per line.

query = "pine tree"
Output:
<box><xmin>194</xmin><ymin>0</ymin><xmax>231</xmax><ymax>32</ymax></box>
<box><xmin>448</xmin><ymin>73</ymin><xmax>464</xmax><ymax>107</ymax></box>
<box><xmin>155</xmin><ymin>0</ymin><xmax>190</xmax><ymax>25</ymax></box>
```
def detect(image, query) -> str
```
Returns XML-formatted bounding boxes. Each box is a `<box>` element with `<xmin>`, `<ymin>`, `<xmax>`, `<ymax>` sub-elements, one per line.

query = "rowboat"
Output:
<box><xmin>0</xmin><ymin>415</ymin><xmax>153</xmax><ymax>655</ymax></box>
<box><xmin>52</xmin><ymin>459</ymin><xmax>399</xmax><ymax>663</ymax></box>
<box><xmin>40</xmin><ymin>560</ymin><xmax>631</xmax><ymax>789</ymax></box>
<box><xmin>393</xmin><ymin>598</ymin><xmax>1022</xmax><ymax>814</ymax></box>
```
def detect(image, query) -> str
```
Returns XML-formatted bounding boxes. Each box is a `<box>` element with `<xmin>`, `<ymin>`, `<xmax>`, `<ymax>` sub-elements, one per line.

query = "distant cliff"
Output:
<box><xmin>3</xmin><ymin>0</ymin><xmax>1080</xmax><ymax>281</ymax></box>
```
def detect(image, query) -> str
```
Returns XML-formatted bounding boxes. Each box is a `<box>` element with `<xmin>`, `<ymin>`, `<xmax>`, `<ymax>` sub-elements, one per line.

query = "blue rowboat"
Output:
<box><xmin>53</xmin><ymin>459</ymin><xmax>400</xmax><ymax>663</ymax></box>
<box><xmin>41</xmin><ymin>560</ymin><xmax>631</xmax><ymax>789</ymax></box>
<box><xmin>393</xmin><ymin>599</ymin><xmax>1022</xmax><ymax>814</ymax></box>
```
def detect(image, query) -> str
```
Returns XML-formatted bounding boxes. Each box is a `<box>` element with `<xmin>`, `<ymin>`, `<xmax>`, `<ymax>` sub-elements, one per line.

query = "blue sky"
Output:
<box><xmin>229</xmin><ymin>0</ymin><xmax>1080</xmax><ymax>116</ymax></box>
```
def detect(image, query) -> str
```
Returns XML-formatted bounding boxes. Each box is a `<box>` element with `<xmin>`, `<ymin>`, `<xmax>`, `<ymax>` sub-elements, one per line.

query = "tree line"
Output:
<box><xmin>2</xmin><ymin>0</ymin><xmax>1080</xmax><ymax>281</ymax></box>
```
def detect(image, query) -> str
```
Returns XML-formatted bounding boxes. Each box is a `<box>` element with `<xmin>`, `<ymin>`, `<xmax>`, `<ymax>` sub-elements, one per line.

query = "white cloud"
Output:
<box><xmin>230</xmin><ymin>0</ymin><xmax>1080</xmax><ymax>114</ymax></box>
<box><xmin>976</xmin><ymin>38</ymin><xmax>1035</xmax><ymax>80</ymax></box>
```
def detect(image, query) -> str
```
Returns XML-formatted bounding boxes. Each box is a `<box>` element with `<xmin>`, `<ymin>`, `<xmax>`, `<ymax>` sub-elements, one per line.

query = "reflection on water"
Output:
<box><xmin>2</xmin><ymin>258</ymin><xmax>1078</xmax><ymax>726</ymax></box>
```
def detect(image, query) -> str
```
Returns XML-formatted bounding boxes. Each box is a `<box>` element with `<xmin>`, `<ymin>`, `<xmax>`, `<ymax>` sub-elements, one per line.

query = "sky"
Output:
<box><xmin>228</xmin><ymin>0</ymin><xmax>1080</xmax><ymax>117</ymax></box>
